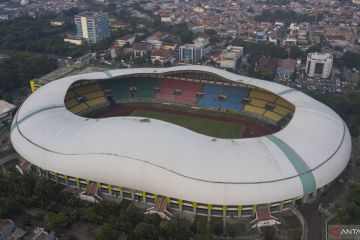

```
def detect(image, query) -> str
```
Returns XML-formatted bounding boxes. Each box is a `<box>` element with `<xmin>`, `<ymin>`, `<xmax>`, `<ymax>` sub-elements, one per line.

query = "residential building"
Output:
<box><xmin>159</xmin><ymin>12</ymin><xmax>171</xmax><ymax>23</ymax></box>
<box><xmin>151</xmin><ymin>48</ymin><xmax>172</xmax><ymax>64</ymax></box>
<box><xmin>306</xmin><ymin>53</ymin><xmax>333</xmax><ymax>79</ymax></box>
<box><xmin>75</xmin><ymin>11</ymin><xmax>110</xmax><ymax>44</ymax></box>
<box><xmin>145</xmin><ymin>31</ymin><xmax>166</xmax><ymax>49</ymax></box>
<box><xmin>276</xmin><ymin>59</ymin><xmax>297</xmax><ymax>80</ymax></box>
<box><xmin>50</xmin><ymin>19</ymin><xmax>65</xmax><ymax>26</ymax></box>
<box><xmin>256</xmin><ymin>33</ymin><xmax>267</xmax><ymax>42</ymax></box>
<box><xmin>114</xmin><ymin>34</ymin><xmax>135</xmax><ymax>48</ymax></box>
<box><xmin>283</xmin><ymin>37</ymin><xmax>297</xmax><ymax>47</ymax></box>
<box><xmin>256</xmin><ymin>56</ymin><xmax>279</xmax><ymax>77</ymax></box>
<box><xmin>179</xmin><ymin>37</ymin><xmax>210</xmax><ymax>63</ymax></box>
<box><xmin>0</xmin><ymin>219</ymin><xmax>26</xmax><ymax>239</ymax></box>
<box><xmin>179</xmin><ymin>44</ymin><xmax>202</xmax><ymax>63</ymax></box>
<box><xmin>16</xmin><ymin>160</ymin><xmax>32</xmax><ymax>175</ymax></box>
<box><xmin>133</xmin><ymin>42</ymin><xmax>153</xmax><ymax>57</ymax></box>
<box><xmin>64</xmin><ymin>36</ymin><xmax>83</xmax><ymax>46</ymax></box>
<box><xmin>219</xmin><ymin>46</ymin><xmax>243</xmax><ymax>71</ymax></box>
<box><xmin>26</xmin><ymin>227</ymin><xmax>55</xmax><ymax>240</ymax></box>
<box><xmin>163</xmin><ymin>43</ymin><xmax>177</xmax><ymax>51</ymax></box>
<box><xmin>194</xmin><ymin>37</ymin><xmax>211</xmax><ymax>55</ymax></box>
<box><xmin>0</xmin><ymin>219</ymin><xmax>15</xmax><ymax>238</ymax></box>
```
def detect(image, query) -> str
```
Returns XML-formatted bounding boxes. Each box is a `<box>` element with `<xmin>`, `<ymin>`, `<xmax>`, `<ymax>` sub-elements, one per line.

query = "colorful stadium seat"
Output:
<box><xmin>198</xmin><ymin>84</ymin><xmax>249</xmax><ymax>111</ymax></box>
<box><xmin>156</xmin><ymin>79</ymin><xmax>202</xmax><ymax>105</ymax></box>
<box><xmin>244</xmin><ymin>105</ymin><xmax>266</xmax><ymax>115</ymax></box>
<box><xmin>100</xmin><ymin>77</ymin><xmax>160</xmax><ymax>100</ymax></box>
<box><xmin>264</xmin><ymin>111</ymin><xmax>283</xmax><ymax>122</ymax></box>
<box><xmin>249</xmin><ymin>90</ymin><xmax>277</xmax><ymax>102</ymax></box>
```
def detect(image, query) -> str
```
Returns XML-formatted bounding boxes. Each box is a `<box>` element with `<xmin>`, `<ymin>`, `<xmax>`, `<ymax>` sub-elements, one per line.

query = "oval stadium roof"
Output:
<box><xmin>10</xmin><ymin>65</ymin><xmax>352</xmax><ymax>206</ymax></box>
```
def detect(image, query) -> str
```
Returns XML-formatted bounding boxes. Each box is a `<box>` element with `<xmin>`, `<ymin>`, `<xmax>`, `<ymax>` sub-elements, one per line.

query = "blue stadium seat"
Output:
<box><xmin>198</xmin><ymin>84</ymin><xmax>249</xmax><ymax>111</ymax></box>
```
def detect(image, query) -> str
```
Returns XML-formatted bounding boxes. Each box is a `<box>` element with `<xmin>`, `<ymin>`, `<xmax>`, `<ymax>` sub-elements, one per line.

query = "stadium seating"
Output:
<box><xmin>264</xmin><ymin>111</ymin><xmax>283</xmax><ymax>122</ymax></box>
<box><xmin>74</xmin><ymin>84</ymin><xmax>102</xmax><ymax>95</ymax></box>
<box><xmin>65</xmin><ymin>98</ymin><xmax>79</xmax><ymax>108</ymax></box>
<box><xmin>70</xmin><ymin>103</ymin><xmax>89</xmax><ymax>113</ymax></box>
<box><xmin>244</xmin><ymin>105</ymin><xmax>266</xmax><ymax>115</ymax></box>
<box><xmin>156</xmin><ymin>79</ymin><xmax>203</xmax><ymax>105</ymax></box>
<box><xmin>249</xmin><ymin>90</ymin><xmax>277</xmax><ymax>102</ymax></box>
<box><xmin>65</xmin><ymin>83</ymin><xmax>108</xmax><ymax>114</ymax></box>
<box><xmin>87</xmin><ymin>97</ymin><xmax>107</xmax><ymax>107</ymax></box>
<box><xmin>273</xmin><ymin>105</ymin><xmax>291</xmax><ymax>116</ymax></box>
<box><xmin>244</xmin><ymin>89</ymin><xmax>295</xmax><ymax>122</ymax></box>
<box><xmin>250</xmin><ymin>98</ymin><xmax>267</xmax><ymax>108</ymax></box>
<box><xmin>198</xmin><ymin>84</ymin><xmax>250</xmax><ymax>111</ymax></box>
<box><xmin>100</xmin><ymin>77</ymin><xmax>159</xmax><ymax>100</ymax></box>
<box><xmin>275</xmin><ymin>97</ymin><xmax>295</xmax><ymax>111</ymax></box>
<box><xmin>65</xmin><ymin>79</ymin><xmax>294</xmax><ymax>124</ymax></box>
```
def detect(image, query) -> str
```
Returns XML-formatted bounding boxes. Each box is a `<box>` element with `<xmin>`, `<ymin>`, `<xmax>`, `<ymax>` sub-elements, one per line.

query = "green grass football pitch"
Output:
<box><xmin>131</xmin><ymin>110</ymin><xmax>244</xmax><ymax>139</ymax></box>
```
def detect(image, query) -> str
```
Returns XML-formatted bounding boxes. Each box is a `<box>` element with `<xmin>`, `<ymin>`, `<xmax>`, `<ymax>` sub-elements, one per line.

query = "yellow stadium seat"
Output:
<box><xmin>244</xmin><ymin>105</ymin><xmax>266</xmax><ymax>115</ymax></box>
<box><xmin>65</xmin><ymin>90</ymin><xmax>76</xmax><ymax>100</ymax></box>
<box><xmin>275</xmin><ymin>97</ymin><xmax>294</xmax><ymax>110</ymax></box>
<box><xmin>65</xmin><ymin>98</ymin><xmax>79</xmax><ymax>108</ymax></box>
<box><xmin>250</xmin><ymin>90</ymin><xmax>277</xmax><ymax>102</ymax></box>
<box><xmin>273</xmin><ymin>105</ymin><xmax>291</xmax><ymax>116</ymax></box>
<box><xmin>84</xmin><ymin>90</ymin><xmax>105</xmax><ymax>100</ymax></box>
<box><xmin>250</xmin><ymin>98</ymin><xmax>267</xmax><ymax>108</ymax></box>
<box><xmin>86</xmin><ymin>97</ymin><xmax>107</xmax><ymax>107</ymax></box>
<box><xmin>70</xmin><ymin>103</ymin><xmax>89</xmax><ymax>113</ymax></box>
<box><xmin>74</xmin><ymin>84</ymin><xmax>101</xmax><ymax>95</ymax></box>
<box><xmin>264</xmin><ymin>111</ymin><xmax>282</xmax><ymax>122</ymax></box>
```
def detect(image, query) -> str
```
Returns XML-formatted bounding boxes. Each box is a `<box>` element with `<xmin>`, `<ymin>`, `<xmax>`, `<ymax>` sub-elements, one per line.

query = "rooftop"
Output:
<box><xmin>0</xmin><ymin>100</ymin><xmax>15</xmax><ymax>115</ymax></box>
<box><xmin>75</xmin><ymin>11</ymin><xmax>108</xmax><ymax>18</ymax></box>
<box><xmin>278</xmin><ymin>59</ymin><xmax>297</xmax><ymax>71</ymax></box>
<box><xmin>151</xmin><ymin>48</ymin><xmax>171</xmax><ymax>57</ymax></box>
<box><xmin>258</xmin><ymin>56</ymin><xmax>279</xmax><ymax>72</ymax></box>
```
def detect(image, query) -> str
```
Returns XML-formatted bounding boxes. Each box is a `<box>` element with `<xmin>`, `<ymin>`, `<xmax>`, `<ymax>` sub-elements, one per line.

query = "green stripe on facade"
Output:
<box><xmin>278</xmin><ymin>89</ymin><xmax>298</xmax><ymax>96</ymax></box>
<box><xmin>104</xmin><ymin>71</ymin><xmax>113</xmax><ymax>78</ymax></box>
<box><xmin>266</xmin><ymin>135</ymin><xmax>316</xmax><ymax>194</ymax></box>
<box><xmin>11</xmin><ymin>105</ymin><xmax>64</xmax><ymax>133</ymax></box>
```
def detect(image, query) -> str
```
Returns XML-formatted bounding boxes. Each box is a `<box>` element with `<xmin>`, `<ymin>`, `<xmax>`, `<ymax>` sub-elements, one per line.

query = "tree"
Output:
<box><xmin>205</xmin><ymin>29</ymin><xmax>220</xmax><ymax>45</ymax></box>
<box><xmin>134</xmin><ymin>222</ymin><xmax>158</xmax><ymax>239</ymax></box>
<box><xmin>19</xmin><ymin>214</ymin><xmax>32</xmax><ymax>226</ymax></box>
<box><xmin>308</xmin><ymin>92</ymin><xmax>360</xmax><ymax>137</ymax></box>
<box><xmin>343</xmin><ymin>51</ymin><xmax>360</xmax><ymax>70</ymax></box>
<box><xmin>159</xmin><ymin>220</ymin><xmax>174</xmax><ymax>237</ymax></box>
<box><xmin>289</xmin><ymin>46</ymin><xmax>305</xmax><ymax>60</ymax></box>
<box><xmin>81</xmin><ymin>206</ymin><xmax>103</xmax><ymax>224</ymax></box>
<box><xmin>48</xmin><ymin>211</ymin><xmax>73</xmax><ymax>228</ymax></box>
<box><xmin>212</xmin><ymin>223</ymin><xmax>223</xmax><ymax>236</ymax></box>
<box><xmin>33</xmin><ymin>178</ymin><xmax>61</xmax><ymax>206</ymax></box>
<box><xmin>96</xmin><ymin>224</ymin><xmax>119</xmax><ymax>240</ymax></box>
<box><xmin>262</xmin><ymin>226</ymin><xmax>276</xmax><ymax>240</ymax></box>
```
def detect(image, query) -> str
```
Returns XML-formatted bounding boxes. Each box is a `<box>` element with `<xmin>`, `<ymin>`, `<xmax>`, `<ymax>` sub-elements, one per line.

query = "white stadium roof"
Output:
<box><xmin>10</xmin><ymin>65</ymin><xmax>352</xmax><ymax>206</ymax></box>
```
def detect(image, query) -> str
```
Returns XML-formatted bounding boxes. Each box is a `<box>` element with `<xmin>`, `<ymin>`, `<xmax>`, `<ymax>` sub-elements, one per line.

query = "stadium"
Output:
<box><xmin>10</xmin><ymin>65</ymin><xmax>351</xmax><ymax>218</ymax></box>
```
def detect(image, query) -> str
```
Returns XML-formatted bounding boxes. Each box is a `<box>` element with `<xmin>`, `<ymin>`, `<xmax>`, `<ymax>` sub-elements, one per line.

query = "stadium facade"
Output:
<box><xmin>10</xmin><ymin>66</ymin><xmax>351</xmax><ymax>218</ymax></box>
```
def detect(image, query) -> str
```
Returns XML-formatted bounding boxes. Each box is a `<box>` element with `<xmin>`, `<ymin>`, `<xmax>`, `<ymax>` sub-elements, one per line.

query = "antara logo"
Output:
<box><xmin>329</xmin><ymin>226</ymin><xmax>340</xmax><ymax>237</ymax></box>
<box><xmin>341</xmin><ymin>229</ymin><xmax>360</xmax><ymax>235</ymax></box>
<box><xmin>328</xmin><ymin>225</ymin><xmax>360</xmax><ymax>239</ymax></box>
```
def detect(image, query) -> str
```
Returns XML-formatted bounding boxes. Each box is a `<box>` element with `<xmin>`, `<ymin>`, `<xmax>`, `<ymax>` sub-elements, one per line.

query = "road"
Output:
<box><xmin>298</xmin><ymin>147</ymin><xmax>354</xmax><ymax>240</ymax></box>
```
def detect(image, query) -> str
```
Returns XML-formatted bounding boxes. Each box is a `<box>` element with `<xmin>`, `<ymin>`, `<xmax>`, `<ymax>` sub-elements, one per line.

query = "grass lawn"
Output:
<box><xmin>131</xmin><ymin>110</ymin><xmax>244</xmax><ymax>139</ymax></box>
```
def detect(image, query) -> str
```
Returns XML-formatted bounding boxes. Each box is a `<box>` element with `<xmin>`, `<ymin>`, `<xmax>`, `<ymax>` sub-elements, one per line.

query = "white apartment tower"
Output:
<box><xmin>306</xmin><ymin>53</ymin><xmax>333</xmax><ymax>79</ymax></box>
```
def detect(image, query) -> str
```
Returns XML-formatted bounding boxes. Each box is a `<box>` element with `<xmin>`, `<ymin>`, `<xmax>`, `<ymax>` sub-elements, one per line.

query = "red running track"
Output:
<box><xmin>91</xmin><ymin>105</ymin><xmax>276</xmax><ymax>138</ymax></box>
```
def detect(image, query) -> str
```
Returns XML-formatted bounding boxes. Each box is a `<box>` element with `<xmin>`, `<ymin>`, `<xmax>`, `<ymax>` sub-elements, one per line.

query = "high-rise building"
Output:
<box><xmin>306</xmin><ymin>53</ymin><xmax>333</xmax><ymax>79</ymax></box>
<box><xmin>179</xmin><ymin>37</ymin><xmax>210</xmax><ymax>63</ymax></box>
<box><xmin>75</xmin><ymin>11</ymin><xmax>110</xmax><ymax>44</ymax></box>
<box><xmin>179</xmin><ymin>44</ymin><xmax>202</xmax><ymax>63</ymax></box>
<box><xmin>219</xmin><ymin>46</ymin><xmax>243</xmax><ymax>71</ymax></box>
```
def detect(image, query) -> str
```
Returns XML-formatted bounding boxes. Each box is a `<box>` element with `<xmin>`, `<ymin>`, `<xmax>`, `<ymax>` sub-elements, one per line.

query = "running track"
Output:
<box><xmin>91</xmin><ymin>105</ymin><xmax>277</xmax><ymax>138</ymax></box>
